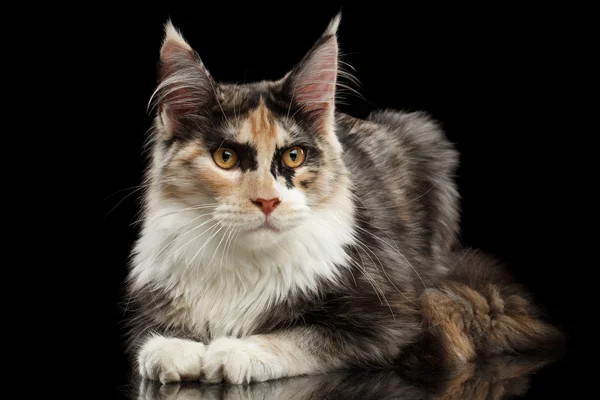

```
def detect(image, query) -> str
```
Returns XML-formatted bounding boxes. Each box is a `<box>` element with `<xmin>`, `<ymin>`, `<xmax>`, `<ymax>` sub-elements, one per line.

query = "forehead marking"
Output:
<box><xmin>249</xmin><ymin>99</ymin><xmax>275</xmax><ymax>140</ymax></box>
<box><xmin>236</xmin><ymin>98</ymin><xmax>275</xmax><ymax>145</ymax></box>
<box><xmin>236</xmin><ymin>98</ymin><xmax>288</xmax><ymax>171</ymax></box>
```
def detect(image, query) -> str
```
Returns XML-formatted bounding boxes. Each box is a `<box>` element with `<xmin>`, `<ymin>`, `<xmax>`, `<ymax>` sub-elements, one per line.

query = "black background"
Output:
<box><xmin>108</xmin><ymin>4</ymin><xmax>588</xmax><ymax>398</ymax></box>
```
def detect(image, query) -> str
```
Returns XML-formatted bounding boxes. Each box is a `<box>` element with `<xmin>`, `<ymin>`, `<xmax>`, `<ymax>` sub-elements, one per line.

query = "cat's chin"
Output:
<box><xmin>235</xmin><ymin>222</ymin><xmax>293</xmax><ymax>249</ymax></box>
<box><xmin>237</xmin><ymin>230</ymin><xmax>284</xmax><ymax>250</ymax></box>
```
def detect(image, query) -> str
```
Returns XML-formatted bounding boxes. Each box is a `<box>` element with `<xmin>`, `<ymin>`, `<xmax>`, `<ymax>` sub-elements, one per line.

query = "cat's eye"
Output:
<box><xmin>282</xmin><ymin>146</ymin><xmax>306</xmax><ymax>168</ymax></box>
<box><xmin>212</xmin><ymin>148</ymin><xmax>239</xmax><ymax>169</ymax></box>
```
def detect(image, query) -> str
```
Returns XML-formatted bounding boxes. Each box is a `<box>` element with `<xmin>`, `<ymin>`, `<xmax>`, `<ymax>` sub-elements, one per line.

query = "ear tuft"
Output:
<box><xmin>324</xmin><ymin>13</ymin><xmax>341</xmax><ymax>37</ymax></box>
<box><xmin>285</xmin><ymin>15</ymin><xmax>341</xmax><ymax>132</ymax></box>
<box><xmin>161</xmin><ymin>20</ymin><xmax>192</xmax><ymax>58</ymax></box>
<box><xmin>150</xmin><ymin>21</ymin><xmax>215</xmax><ymax>137</ymax></box>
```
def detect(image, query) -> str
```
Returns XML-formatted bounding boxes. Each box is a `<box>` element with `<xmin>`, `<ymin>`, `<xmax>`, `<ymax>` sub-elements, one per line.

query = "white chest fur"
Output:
<box><xmin>130</xmin><ymin>196</ymin><xmax>355</xmax><ymax>339</ymax></box>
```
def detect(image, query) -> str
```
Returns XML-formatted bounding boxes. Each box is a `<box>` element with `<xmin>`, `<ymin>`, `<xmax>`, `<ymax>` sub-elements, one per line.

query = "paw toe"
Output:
<box><xmin>137</xmin><ymin>337</ymin><xmax>205</xmax><ymax>383</ymax></box>
<box><xmin>201</xmin><ymin>337</ymin><xmax>275</xmax><ymax>384</ymax></box>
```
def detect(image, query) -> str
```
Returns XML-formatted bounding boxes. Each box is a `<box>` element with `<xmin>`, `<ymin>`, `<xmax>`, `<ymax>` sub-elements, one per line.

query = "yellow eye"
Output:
<box><xmin>212</xmin><ymin>148</ymin><xmax>238</xmax><ymax>169</ymax></box>
<box><xmin>282</xmin><ymin>146</ymin><xmax>306</xmax><ymax>168</ymax></box>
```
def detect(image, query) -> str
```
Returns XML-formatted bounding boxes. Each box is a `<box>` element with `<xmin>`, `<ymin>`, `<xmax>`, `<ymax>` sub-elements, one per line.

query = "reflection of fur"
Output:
<box><xmin>422</xmin><ymin>251</ymin><xmax>564</xmax><ymax>366</ymax></box>
<box><xmin>134</xmin><ymin>356</ymin><xmax>553</xmax><ymax>400</ymax></box>
<box><xmin>434</xmin><ymin>357</ymin><xmax>553</xmax><ymax>400</ymax></box>
<box><xmin>135</xmin><ymin>370</ymin><xmax>425</xmax><ymax>400</ymax></box>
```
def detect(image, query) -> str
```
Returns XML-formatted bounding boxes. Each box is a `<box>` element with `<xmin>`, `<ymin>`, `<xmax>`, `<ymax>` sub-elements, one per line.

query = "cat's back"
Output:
<box><xmin>336</xmin><ymin>110</ymin><xmax>457</xmax><ymax>179</ymax></box>
<box><xmin>336</xmin><ymin>110</ymin><xmax>460</xmax><ymax>276</ymax></box>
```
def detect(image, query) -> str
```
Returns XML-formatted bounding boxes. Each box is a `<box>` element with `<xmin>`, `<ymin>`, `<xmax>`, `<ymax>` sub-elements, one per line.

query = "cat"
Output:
<box><xmin>125</xmin><ymin>14</ymin><xmax>563</xmax><ymax>385</ymax></box>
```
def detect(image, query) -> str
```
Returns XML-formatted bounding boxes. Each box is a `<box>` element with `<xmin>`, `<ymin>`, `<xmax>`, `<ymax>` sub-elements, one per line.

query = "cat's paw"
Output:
<box><xmin>138</xmin><ymin>336</ymin><xmax>206</xmax><ymax>383</ymax></box>
<box><xmin>202</xmin><ymin>337</ymin><xmax>280</xmax><ymax>384</ymax></box>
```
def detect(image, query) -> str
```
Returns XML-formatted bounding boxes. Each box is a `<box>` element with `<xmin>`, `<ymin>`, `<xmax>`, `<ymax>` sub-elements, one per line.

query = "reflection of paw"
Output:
<box><xmin>202</xmin><ymin>337</ymin><xmax>280</xmax><ymax>384</ymax></box>
<box><xmin>137</xmin><ymin>379</ymin><xmax>155</xmax><ymax>400</ymax></box>
<box><xmin>138</xmin><ymin>336</ymin><xmax>206</xmax><ymax>383</ymax></box>
<box><xmin>138</xmin><ymin>379</ymin><xmax>222</xmax><ymax>400</ymax></box>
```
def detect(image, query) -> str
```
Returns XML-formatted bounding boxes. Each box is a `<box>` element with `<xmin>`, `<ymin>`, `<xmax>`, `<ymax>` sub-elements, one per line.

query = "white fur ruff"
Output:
<box><xmin>130</xmin><ymin>188</ymin><xmax>355</xmax><ymax>340</ymax></box>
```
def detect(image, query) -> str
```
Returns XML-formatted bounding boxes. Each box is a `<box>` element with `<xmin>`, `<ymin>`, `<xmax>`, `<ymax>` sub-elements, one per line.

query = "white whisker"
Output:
<box><xmin>104</xmin><ymin>186</ymin><xmax>145</xmax><ymax>217</ymax></box>
<box><xmin>164</xmin><ymin>218</ymin><xmax>218</xmax><ymax>263</ymax></box>
<box><xmin>220</xmin><ymin>226</ymin><xmax>237</xmax><ymax>271</ymax></box>
<box><xmin>207</xmin><ymin>224</ymin><xmax>231</xmax><ymax>272</ymax></box>
<box><xmin>184</xmin><ymin>223</ymin><xmax>223</xmax><ymax>279</ymax></box>
<box><xmin>354</xmin><ymin>225</ymin><xmax>427</xmax><ymax>290</ymax></box>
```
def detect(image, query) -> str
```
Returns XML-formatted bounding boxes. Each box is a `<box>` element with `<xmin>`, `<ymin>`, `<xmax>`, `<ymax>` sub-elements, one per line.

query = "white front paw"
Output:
<box><xmin>202</xmin><ymin>337</ymin><xmax>280</xmax><ymax>384</ymax></box>
<box><xmin>138</xmin><ymin>336</ymin><xmax>206</xmax><ymax>383</ymax></box>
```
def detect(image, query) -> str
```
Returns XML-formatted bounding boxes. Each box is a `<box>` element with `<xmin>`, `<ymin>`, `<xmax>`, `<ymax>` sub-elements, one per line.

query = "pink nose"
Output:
<box><xmin>252</xmin><ymin>198</ymin><xmax>281</xmax><ymax>216</ymax></box>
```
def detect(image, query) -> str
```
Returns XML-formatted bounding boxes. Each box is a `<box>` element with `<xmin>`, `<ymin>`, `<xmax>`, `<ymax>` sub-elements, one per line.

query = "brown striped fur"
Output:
<box><xmin>421</xmin><ymin>250</ymin><xmax>564</xmax><ymax>367</ymax></box>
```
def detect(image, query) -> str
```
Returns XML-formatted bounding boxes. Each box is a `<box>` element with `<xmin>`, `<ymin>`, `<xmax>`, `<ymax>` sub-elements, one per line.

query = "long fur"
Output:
<box><xmin>124</xmin><ymin>14</ymin><xmax>563</xmax><ymax>385</ymax></box>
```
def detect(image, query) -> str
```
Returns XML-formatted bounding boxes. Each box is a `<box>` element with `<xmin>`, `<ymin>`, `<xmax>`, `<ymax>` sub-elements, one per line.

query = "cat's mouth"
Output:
<box><xmin>247</xmin><ymin>219</ymin><xmax>281</xmax><ymax>233</ymax></box>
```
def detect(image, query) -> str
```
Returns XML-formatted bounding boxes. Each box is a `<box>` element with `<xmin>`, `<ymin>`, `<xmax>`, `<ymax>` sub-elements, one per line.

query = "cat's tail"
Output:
<box><xmin>419</xmin><ymin>249</ymin><xmax>565</xmax><ymax>365</ymax></box>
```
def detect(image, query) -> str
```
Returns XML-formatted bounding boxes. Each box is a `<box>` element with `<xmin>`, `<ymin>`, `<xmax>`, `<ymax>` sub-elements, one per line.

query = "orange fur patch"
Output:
<box><xmin>422</xmin><ymin>288</ymin><xmax>477</xmax><ymax>363</ymax></box>
<box><xmin>162</xmin><ymin>142</ymin><xmax>236</xmax><ymax>202</ymax></box>
<box><xmin>247</xmin><ymin>100</ymin><xmax>277</xmax><ymax>156</ymax></box>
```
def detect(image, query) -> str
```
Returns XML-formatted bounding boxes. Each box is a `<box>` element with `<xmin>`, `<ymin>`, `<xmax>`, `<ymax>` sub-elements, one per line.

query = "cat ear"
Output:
<box><xmin>285</xmin><ymin>14</ymin><xmax>340</xmax><ymax>133</ymax></box>
<box><xmin>152</xmin><ymin>21</ymin><xmax>215</xmax><ymax>136</ymax></box>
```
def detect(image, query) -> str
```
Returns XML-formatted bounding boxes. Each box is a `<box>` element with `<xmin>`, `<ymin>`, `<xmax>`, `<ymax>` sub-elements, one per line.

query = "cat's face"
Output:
<box><xmin>151</xmin><ymin>19</ymin><xmax>345</xmax><ymax>246</ymax></box>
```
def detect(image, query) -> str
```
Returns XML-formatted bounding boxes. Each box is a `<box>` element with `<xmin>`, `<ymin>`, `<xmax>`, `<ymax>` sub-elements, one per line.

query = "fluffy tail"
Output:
<box><xmin>420</xmin><ymin>250</ymin><xmax>564</xmax><ymax>365</ymax></box>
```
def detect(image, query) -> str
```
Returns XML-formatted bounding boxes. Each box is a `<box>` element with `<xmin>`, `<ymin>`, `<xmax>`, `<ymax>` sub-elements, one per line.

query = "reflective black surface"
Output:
<box><xmin>116</xmin><ymin>355</ymin><xmax>576</xmax><ymax>399</ymax></box>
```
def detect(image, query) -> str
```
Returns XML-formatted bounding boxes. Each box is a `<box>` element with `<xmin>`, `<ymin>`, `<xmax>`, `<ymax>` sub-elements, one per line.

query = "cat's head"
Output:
<box><xmin>149</xmin><ymin>15</ymin><xmax>349</xmax><ymax>247</ymax></box>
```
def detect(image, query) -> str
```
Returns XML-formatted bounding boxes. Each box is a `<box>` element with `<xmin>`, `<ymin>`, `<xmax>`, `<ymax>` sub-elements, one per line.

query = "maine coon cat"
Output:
<box><xmin>126</xmin><ymin>14</ymin><xmax>562</xmax><ymax>384</ymax></box>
